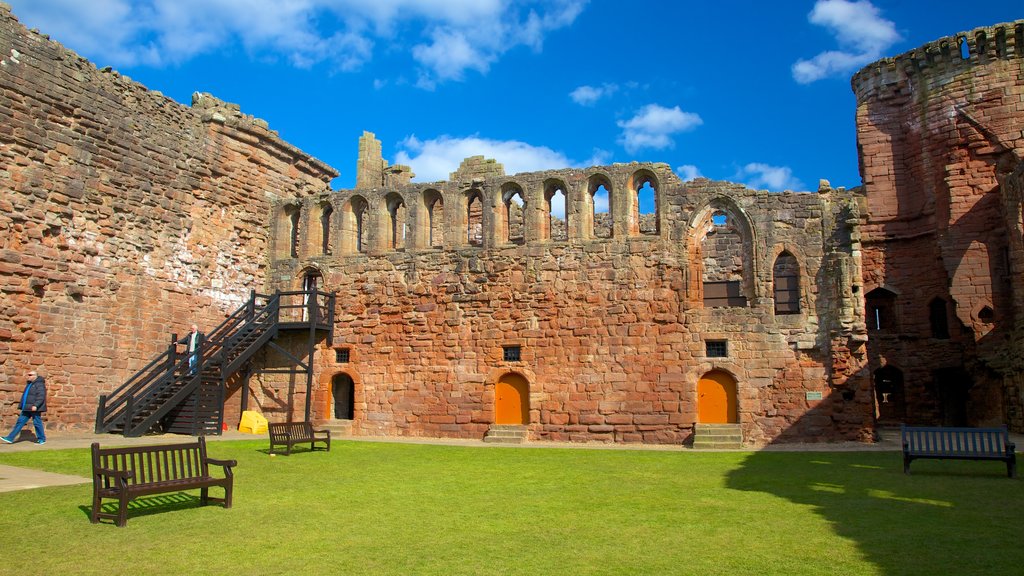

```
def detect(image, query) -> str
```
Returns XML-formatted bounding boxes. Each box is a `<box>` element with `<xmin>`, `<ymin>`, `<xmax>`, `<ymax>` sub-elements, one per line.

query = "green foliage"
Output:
<box><xmin>1</xmin><ymin>442</ymin><xmax>1022</xmax><ymax>575</ymax></box>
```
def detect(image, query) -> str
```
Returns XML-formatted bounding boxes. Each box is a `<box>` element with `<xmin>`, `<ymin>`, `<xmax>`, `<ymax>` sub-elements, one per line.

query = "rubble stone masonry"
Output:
<box><xmin>853</xmin><ymin>20</ymin><xmax>1024</xmax><ymax>428</ymax></box>
<box><xmin>0</xmin><ymin>5</ymin><xmax>335</xmax><ymax>429</ymax></box>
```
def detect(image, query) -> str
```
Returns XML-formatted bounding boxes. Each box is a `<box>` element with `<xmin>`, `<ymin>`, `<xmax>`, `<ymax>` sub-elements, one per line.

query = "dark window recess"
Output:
<box><xmin>978</xmin><ymin>306</ymin><xmax>994</xmax><ymax>323</ymax></box>
<box><xmin>703</xmin><ymin>281</ymin><xmax>747</xmax><ymax>308</ymax></box>
<box><xmin>503</xmin><ymin>346</ymin><xmax>522</xmax><ymax>362</ymax></box>
<box><xmin>929</xmin><ymin>298</ymin><xmax>950</xmax><ymax>339</ymax></box>
<box><xmin>335</xmin><ymin>348</ymin><xmax>350</xmax><ymax>363</ymax></box>
<box><xmin>865</xmin><ymin>288</ymin><xmax>897</xmax><ymax>331</ymax></box>
<box><xmin>774</xmin><ymin>274</ymin><xmax>800</xmax><ymax>314</ymax></box>
<box><xmin>706</xmin><ymin>340</ymin><xmax>728</xmax><ymax>358</ymax></box>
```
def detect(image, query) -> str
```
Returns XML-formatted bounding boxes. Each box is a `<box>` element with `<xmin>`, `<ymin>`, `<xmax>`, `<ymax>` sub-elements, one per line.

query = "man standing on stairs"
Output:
<box><xmin>1</xmin><ymin>368</ymin><xmax>47</xmax><ymax>445</ymax></box>
<box><xmin>178</xmin><ymin>324</ymin><xmax>205</xmax><ymax>376</ymax></box>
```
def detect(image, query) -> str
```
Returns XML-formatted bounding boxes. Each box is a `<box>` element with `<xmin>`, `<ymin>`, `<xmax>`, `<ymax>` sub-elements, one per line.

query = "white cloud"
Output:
<box><xmin>7</xmin><ymin>0</ymin><xmax>586</xmax><ymax>85</ymax></box>
<box><xmin>676</xmin><ymin>165</ymin><xmax>702</xmax><ymax>181</ymax></box>
<box><xmin>617</xmin><ymin>104</ymin><xmax>703</xmax><ymax>154</ymax></box>
<box><xmin>737</xmin><ymin>163</ymin><xmax>804</xmax><ymax>191</ymax></box>
<box><xmin>792</xmin><ymin>0</ymin><xmax>901</xmax><ymax>84</ymax></box>
<box><xmin>569</xmin><ymin>83</ymin><xmax>618</xmax><ymax>106</ymax></box>
<box><xmin>395</xmin><ymin>134</ymin><xmax>583</xmax><ymax>182</ymax></box>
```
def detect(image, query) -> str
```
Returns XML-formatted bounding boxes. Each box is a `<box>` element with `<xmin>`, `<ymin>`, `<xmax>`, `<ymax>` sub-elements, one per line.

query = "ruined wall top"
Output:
<box><xmin>852</xmin><ymin>20</ymin><xmax>1024</xmax><ymax>100</ymax></box>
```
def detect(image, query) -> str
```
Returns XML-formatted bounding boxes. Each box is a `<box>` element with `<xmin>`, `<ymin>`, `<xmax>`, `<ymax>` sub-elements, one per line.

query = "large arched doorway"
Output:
<box><xmin>495</xmin><ymin>373</ymin><xmax>529</xmax><ymax>425</ymax></box>
<box><xmin>332</xmin><ymin>373</ymin><xmax>354</xmax><ymax>420</ymax></box>
<box><xmin>873</xmin><ymin>365</ymin><xmax>906</xmax><ymax>423</ymax></box>
<box><xmin>697</xmin><ymin>370</ymin><xmax>738</xmax><ymax>424</ymax></box>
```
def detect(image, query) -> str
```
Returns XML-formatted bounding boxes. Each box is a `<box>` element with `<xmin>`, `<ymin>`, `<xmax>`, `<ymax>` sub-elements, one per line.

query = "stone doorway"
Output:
<box><xmin>495</xmin><ymin>373</ymin><xmax>529</xmax><ymax>425</ymax></box>
<box><xmin>873</xmin><ymin>365</ymin><xmax>906</xmax><ymax>424</ymax></box>
<box><xmin>332</xmin><ymin>373</ymin><xmax>354</xmax><ymax>420</ymax></box>
<box><xmin>697</xmin><ymin>370</ymin><xmax>738</xmax><ymax>423</ymax></box>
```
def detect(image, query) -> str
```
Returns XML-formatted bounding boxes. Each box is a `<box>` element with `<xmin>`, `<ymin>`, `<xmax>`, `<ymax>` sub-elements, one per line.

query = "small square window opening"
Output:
<box><xmin>335</xmin><ymin>348</ymin><xmax>350</xmax><ymax>363</ymax></box>
<box><xmin>503</xmin><ymin>346</ymin><xmax>521</xmax><ymax>362</ymax></box>
<box><xmin>706</xmin><ymin>340</ymin><xmax>728</xmax><ymax>358</ymax></box>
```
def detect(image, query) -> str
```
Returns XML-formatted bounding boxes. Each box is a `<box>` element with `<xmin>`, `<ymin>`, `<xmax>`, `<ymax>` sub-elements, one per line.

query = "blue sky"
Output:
<box><xmin>8</xmin><ymin>1</ymin><xmax>1022</xmax><ymax>192</ymax></box>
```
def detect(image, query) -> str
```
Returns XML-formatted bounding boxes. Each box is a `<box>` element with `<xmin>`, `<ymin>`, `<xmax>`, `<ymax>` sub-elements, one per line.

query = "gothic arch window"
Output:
<box><xmin>544</xmin><ymin>179</ymin><xmax>568</xmax><ymax>242</ymax></box>
<box><xmin>773</xmin><ymin>251</ymin><xmax>800</xmax><ymax>314</ymax></box>
<box><xmin>466</xmin><ymin>189</ymin><xmax>484</xmax><ymax>247</ymax></box>
<box><xmin>502</xmin><ymin>183</ymin><xmax>526</xmax><ymax>245</ymax></box>
<box><xmin>628</xmin><ymin>170</ymin><xmax>660</xmax><ymax>236</ymax></box>
<box><xmin>423</xmin><ymin>189</ymin><xmax>444</xmax><ymax>248</ymax></box>
<box><xmin>699</xmin><ymin>207</ymin><xmax>751</xmax><ymax>308</ymax></box>
<box><xmin>341</xmin><ymin>196</ymin><xmax>369</xmax><ymax>254</ymax></box>
<box><xmin>866</xmin><ymin>287</ymin><xmax>898</xmax><ymax>332</ymax></box>
<box><xmin>929</xmin><ymin>297</ymin><xmax>950</xmax><ymax>339</ymax></box>
<box><xmin>319</xmin><ymin>203</ymin><xmax>333</xmax><ymax>255</ymax></box>
<box><xmin>385</xmin><ymin>193</ymin><xmax>407</xmax><ymax>251</ymax></box>
<box><xmin>587</xmin><ymin>174</ymin><xmax>612</xmax><ymax>239</ymax></box>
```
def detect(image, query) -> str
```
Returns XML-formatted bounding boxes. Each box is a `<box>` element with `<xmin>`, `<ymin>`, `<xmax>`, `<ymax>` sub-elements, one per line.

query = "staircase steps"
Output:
<box><xmin>483</xmin><ymin>424</ymin><xmax>529</xmax><ymax>444</ymax></box>
<box><xmin>692</xmin><ymin>423</ymin><xmax>743</xmax><ymax>449</ymax></box>
<box><xmin>319</xmin><ymin>419</ymin><xmax>353</xmax><ymax>437</ymax></box>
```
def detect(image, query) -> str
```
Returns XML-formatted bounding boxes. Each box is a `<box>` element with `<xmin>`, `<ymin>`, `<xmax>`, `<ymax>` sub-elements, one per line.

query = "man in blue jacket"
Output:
<box><xmin>1</xmin><ymin>369</ymin><xmax>47</xmax><ymax>445</ymax></box>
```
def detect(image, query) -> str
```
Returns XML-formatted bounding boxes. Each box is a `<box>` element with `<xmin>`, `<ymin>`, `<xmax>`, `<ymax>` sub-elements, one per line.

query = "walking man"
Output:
<box><xmin>178</xmin><ymin>324</ymin><xmax>205</xmax><ymax>376</ymax></box>
<box><xmin>1</xmin><ymin>368</ymin><xmax>47</xmax><ymax>445</ymax></box>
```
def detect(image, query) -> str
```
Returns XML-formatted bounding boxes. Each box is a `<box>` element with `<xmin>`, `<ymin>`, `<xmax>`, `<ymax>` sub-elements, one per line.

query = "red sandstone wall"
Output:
<box><xmin>853</xmin><ymin>21</ymin><xmax>1024</xmax><ymax>428</ymax></box>
<box><xmin>0</xmin><ymin>7</ymin><xmax>335</xmax><ymax>429</ymax></box>
<box><xmin>260</xmin><ymin>172</ymin><xmax>871</xmax><ymax>445</ymax></box>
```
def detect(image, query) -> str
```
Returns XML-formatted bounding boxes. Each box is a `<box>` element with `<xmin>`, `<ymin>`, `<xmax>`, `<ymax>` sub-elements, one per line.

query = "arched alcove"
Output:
<box><xmin>341</xmin><ymin>195</ymin><xmax>369</xmax><ymax>254</ymax></box>
<box><xmin>773</xmin><ymin>251</ymin><xmax>801</xmax><ymax>314</ymax></box>
<box><xmin>587</xmin><ymin>173</ymin><xmax>612</xmax><ymax>239</ymax></box>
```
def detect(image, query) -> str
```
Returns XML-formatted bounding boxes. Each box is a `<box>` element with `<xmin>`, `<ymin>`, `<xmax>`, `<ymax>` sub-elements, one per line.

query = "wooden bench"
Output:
<box><xmin>91</xmin><ymin>437</ymin><xmax>237</xmax><ymax>527</ymax></box>
<box><xmin>901</xmin><ymin>425</ymin><xmax>1017</xmax><ymax>478</ymax></box>
<box><xmin>268</xmin><ymin>421</ymin><xmax>330</xmax><ymax>455</ymax></box>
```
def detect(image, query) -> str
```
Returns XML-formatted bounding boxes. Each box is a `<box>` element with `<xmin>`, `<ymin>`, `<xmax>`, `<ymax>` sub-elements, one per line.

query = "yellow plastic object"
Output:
<box><xmin>238</xmin><ymin>410</ymin><xmax>269</xmax><ymax>435</ymax></box>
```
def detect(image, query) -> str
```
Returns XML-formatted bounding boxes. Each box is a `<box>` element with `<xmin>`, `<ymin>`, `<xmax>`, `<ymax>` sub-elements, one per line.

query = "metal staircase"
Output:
<box><xmin>95</xmin><ymin>289</ymin><xmax>334</xmax><ymax>437</ymax></box>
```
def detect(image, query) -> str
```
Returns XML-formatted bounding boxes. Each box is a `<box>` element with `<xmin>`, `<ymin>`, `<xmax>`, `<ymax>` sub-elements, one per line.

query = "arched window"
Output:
<box><xmin>288</xmin><ymin>206</ymin><xmax>301</xmax><ymax>258</ymax></box>
<box><xmin>502</xmin><ymin>184</ymin><xmax>526</xmax><ymax>245</ymax></box>
<box><xmin>386</xmin><ymin>193</ymin><xmax>407</xmax><ymax>251</ymax></box>
<box><xmin>423</xmin><ymin>190</ymin><xmax>444</xmax><ymax>249</ymax></box>
<box><xmin>700</xmin><ymin>208</ymin><xmax>749</xmax><ymax>308</ymax></box>
<box><xmin>319</xmin><ymin>203</ymin><xmax>333</xmax><ymax>255</ymax></box>
<box><xmin>773</xmin><ymin>251</ymin><xmax>800</xmax><ymax>314</ymax></box>
<box><xmin>544</xmin><ymin>180</ymin><xmax>568</xmax><ymax>242</ymax></box>
<box><xmin>341</xmin><ymin>196</ymin><xmax>368</xmax><ymax>254</ymax></box>
<box><xmin>466</xmin><ymin>190</ymin><xmax>484</xmax><ymax>247</ymax></box>
<box><xmin>865</xmin><ymin>288</ymin><xmax>898</xmax><ymax>332</ymax></box>
<box><xmin>629</xmin><ymin>170</ymin><xmax>660</xmax><ymax>236</ymax></box>
<box><xmin>929</xmin><ymin>297</ymin><xmax>949</xmax><ymax>339</ymax></box>
<box><xmin>588</xmin><ymin>174</ymin><xmax>612</xmax><ymax>239</ymax></box>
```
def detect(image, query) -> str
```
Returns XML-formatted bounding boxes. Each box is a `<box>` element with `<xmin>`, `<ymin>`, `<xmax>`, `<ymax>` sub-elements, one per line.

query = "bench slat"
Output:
<box><xmin>901</xmin><ymin>425</ymin><xmax>1016</xmax><ymax>478</ymax></box>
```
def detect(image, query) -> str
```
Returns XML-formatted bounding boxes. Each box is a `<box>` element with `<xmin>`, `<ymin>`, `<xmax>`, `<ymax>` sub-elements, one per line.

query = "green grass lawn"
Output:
<box><xmin>1</xmin><ymin>440</ymin><xmax>1022</xmax><ymax>575</ymax></box>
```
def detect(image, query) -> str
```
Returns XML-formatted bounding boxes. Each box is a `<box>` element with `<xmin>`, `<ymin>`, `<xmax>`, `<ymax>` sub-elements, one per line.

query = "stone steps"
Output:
<box><xmin>318</xmin><ymin>419</ymin><xmax>353</xmax><ymax>437</ymax></box>
<box><xmin>483</xmin><ymin>424</ymin><xmax>528</xmax><ymax>444</ymax></box>
<box><xmin>692</xmin><ymin>423</ymin><xmax>743</xmax><ymax>449</ymax></box>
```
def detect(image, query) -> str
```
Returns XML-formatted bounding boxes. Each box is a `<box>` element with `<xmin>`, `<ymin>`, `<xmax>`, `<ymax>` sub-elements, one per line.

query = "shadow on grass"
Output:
<box><xmin>726</xmin><ymin>449</ymin><xmax>1024</xmax><ymax>575</ymax></box>
<box><xmin>78</xmin><ymin>492</ymin><xmax>205</xmax><ymax>524</ymax></box>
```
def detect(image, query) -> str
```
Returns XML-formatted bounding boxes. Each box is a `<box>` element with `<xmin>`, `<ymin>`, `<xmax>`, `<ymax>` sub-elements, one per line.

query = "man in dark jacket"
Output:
<box><xmin>177</xmin><ymin>324</ymin><xmax>205</xmax><ymax>375</ymax></box>
<box><xmin>1</xmin><ymin>369</ymin><xmax>47</xmax><ymax>445</ymax></box>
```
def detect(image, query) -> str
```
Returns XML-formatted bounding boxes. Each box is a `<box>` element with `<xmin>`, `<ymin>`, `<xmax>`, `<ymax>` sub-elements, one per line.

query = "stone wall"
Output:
<box><xmin>852</xmin><ymin>20</ymin><xmax>1024</xmax><ymax>428</ymax></box>
<box><xmin>263</xmin><ymin>147</ymin><xmax>871</xmax><ymax>445</ymax></box>
<box><xmin>0</xmin><ymin>5</ymin><xmax>336</xmax><ymax>429</ymax></box>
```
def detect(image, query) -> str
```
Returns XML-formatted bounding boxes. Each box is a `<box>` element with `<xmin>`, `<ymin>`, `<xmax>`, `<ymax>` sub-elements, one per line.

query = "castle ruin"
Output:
<box><xmin>1</xmin><ymin>3</ymin><xmax>1022</xmax><ymax>446</ymax></box>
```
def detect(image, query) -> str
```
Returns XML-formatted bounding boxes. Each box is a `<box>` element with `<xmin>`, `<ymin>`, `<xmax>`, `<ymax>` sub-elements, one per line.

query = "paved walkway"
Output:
<box><xmin>1</xmin><ymin>429</ymin><xmax>1018</xmax><ymax>493</ymax></box>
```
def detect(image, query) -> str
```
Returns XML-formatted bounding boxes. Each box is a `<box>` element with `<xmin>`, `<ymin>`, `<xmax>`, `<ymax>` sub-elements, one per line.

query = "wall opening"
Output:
<box><xmin>700</xmin><ymin>208</ymin><xmax>749</xmax><ymax>308</ymax></box>
<box><xmin>386</xmin><ymin>193</ymin><xmax>407</xmax><ymax>251</ymax></box>
<box><xmin>319</xmin><ymin>203</ymin><xmax>333</xmax><ymax>255</ymax></box>
<box><xmin>873</xmin><ymin>365</ymin><xmax>905</xmax><ymax>423</ymax></box>
<box><xmin>332</xmin><ymin>373</ymin><xmax>355</xmax><ymax>420</ymax></box>
<box><xmin>697</xmin><ymin>370</ymin><xmax>738</xmax><ymax>424</ymax></box>
<box><xmin>495</xmin><ymin>372</ymin><xmax>529</xmax><ymax>425</ymax></box>
<box><xmin>773</xmin><ymin>251</ymin><xmax>800</xmax><ymax>314</ymax></box>
<box><xmin>545</xmin><ymin>182</ymin><xmax>568</xmax><ymax>242</ymax></box>
<box><xmin>424</xmin><ymin>190</ymin><xmax>444</xmax><ymax>249</ymax></box>
<box><xmin>929</xmin><ymin>297</ymin><xmax>950</xmax><ymax>339</ymax></box>
<box><xmin>866</xmin><ymin>288</ymin><xmax>897</xmax><ymax>332</ymax></box>
<box><xmin>288</xmin><ymin>206</ymin><xmax>301</xmax><ymax>258</ymax></box>
<box><xmin>467</xmin><ymin>190</ymin><xmax>483</xmax><ymax>247</ymax></box>
<box><xmin>341</xmin><ymin>196</ymin><xmax>369</xmax><ymax>254</ymax></box>
<box><xmin>503</xmin><ymin>185</ymin><xmax>526</xmax><ymax>245</ymax></box>
<box><xmin>591</xmin><ymin>182</ymin><xmax>611</xmax><ymax>238</ymax></box>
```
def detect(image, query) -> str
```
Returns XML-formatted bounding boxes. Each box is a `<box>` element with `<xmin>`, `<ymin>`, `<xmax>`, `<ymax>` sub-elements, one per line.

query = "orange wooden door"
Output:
<box><xmin>495</xmin><ymin>374</ymin><xmax>529</xmax><ymax>425</ymax></box>
<box><xmin>697</xmin><ymin>371</ymin><xmax>737</xmax><ymax>423</ymax></box>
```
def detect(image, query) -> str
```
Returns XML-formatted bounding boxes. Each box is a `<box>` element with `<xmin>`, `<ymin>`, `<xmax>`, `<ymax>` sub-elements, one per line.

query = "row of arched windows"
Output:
<box><xmin>280</xmin><ymin>190</ymin><xmax>817</xmax><ymax>314</ymax></box>
<box><xmin>277</xmin><ymin>169</ymin><xmax>666</xmax><ymax>258</ymax></box>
